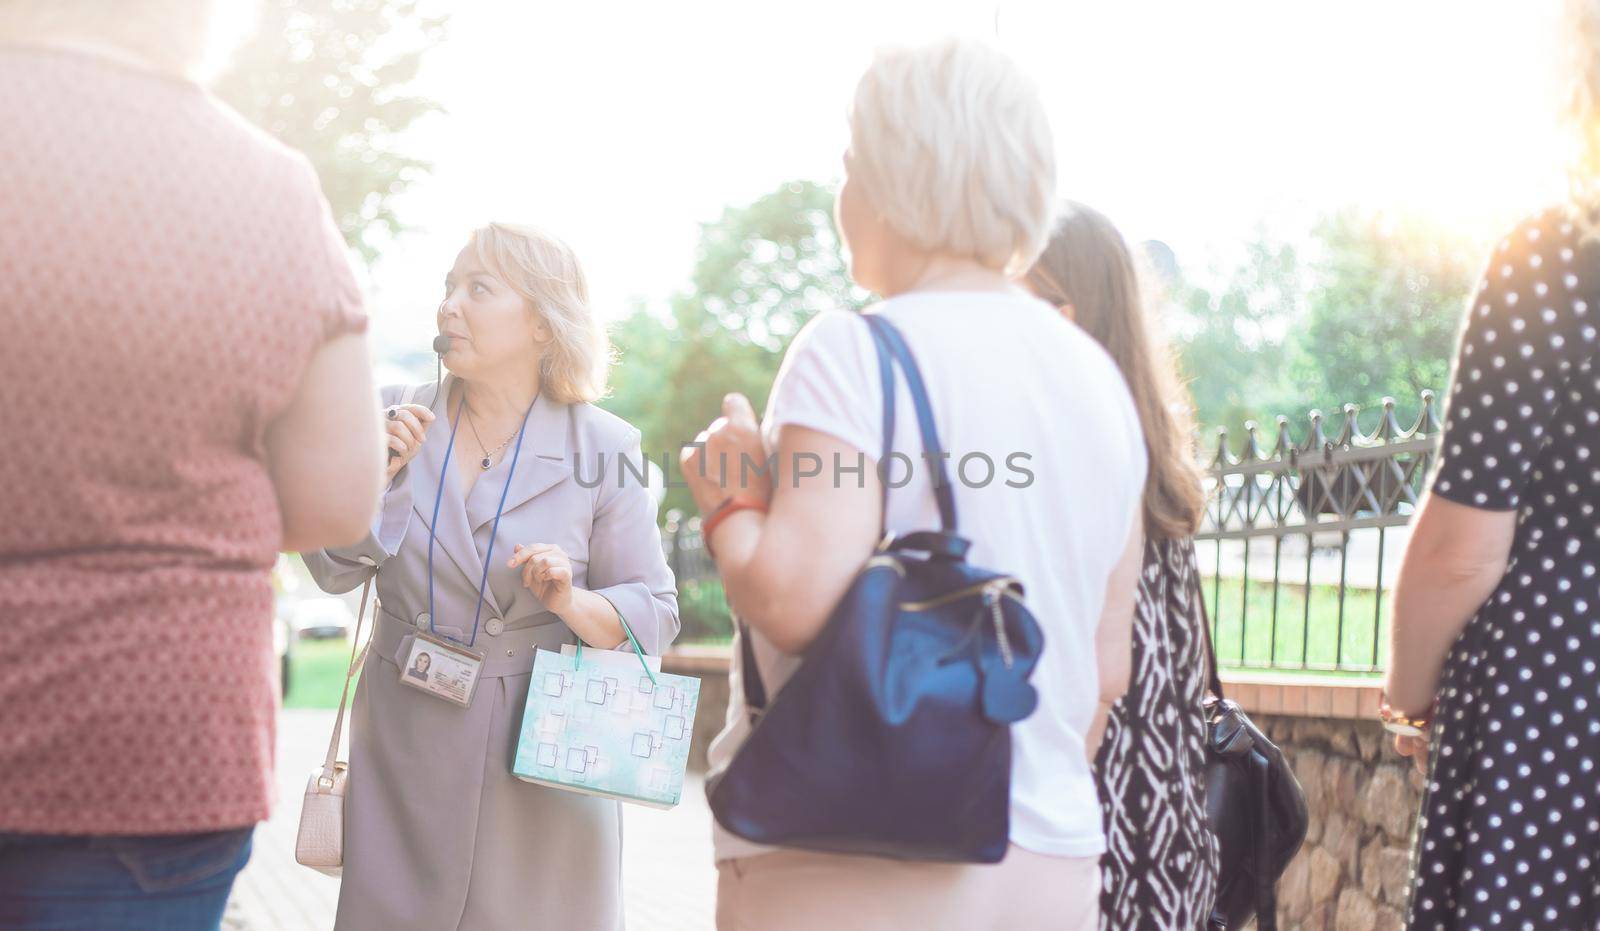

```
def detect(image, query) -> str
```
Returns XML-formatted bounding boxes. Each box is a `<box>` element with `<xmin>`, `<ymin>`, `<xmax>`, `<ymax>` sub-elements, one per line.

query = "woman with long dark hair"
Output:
<box><xmin>1027</xmin><ymin>202</ymin><xmax>1220</xmax><ymax>931</ymax></box>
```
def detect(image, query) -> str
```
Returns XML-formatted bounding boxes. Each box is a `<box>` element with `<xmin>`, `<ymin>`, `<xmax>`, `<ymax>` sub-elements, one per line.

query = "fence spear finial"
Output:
<box><xmin>1378</xmin><ymin>397</ymin><xmax>1400</xmax><ymax>442</ymax></box>
<box><xmin>1273</xmin><ymin>416</ymin><xmax>1293</xmax><ymax>458</ymax></box>
<box><xmin>1211</xmin><ymin>425</ymin><xmax>1231</xmax><ymax>468</ymax></box>
<box><xmin>1244</xmin><ymin>420</ymin><xmax>1264</xmax><ymax>460</ymax></box>
<box><xmin>1419</xmin><ymin>389</ymin><xmax>1441</xmax><ymax>435</ymax></box>
<box><xmin>1305</xmin><ymin>409</ymin><xmax>1327</xmax><ymax>453</ymax></box>
<box><xmin>1336</xmin><ymin>404</ymin><xmax>1360</xmax><ymax>447</ymax></box>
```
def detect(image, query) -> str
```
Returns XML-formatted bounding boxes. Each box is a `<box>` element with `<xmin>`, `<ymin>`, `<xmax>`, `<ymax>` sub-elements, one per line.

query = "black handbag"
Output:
<box><xmin>705</xmin><ymin>313</ymin><xmax>1047</xmax><ymax>863</ymax></box>
<box><xmin>1200</xmin><ymin>601</ymin><xmax>1309</xmax><ymax>931</ymax></box>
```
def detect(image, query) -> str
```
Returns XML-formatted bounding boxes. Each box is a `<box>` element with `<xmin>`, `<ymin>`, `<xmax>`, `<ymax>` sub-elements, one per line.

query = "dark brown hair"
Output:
<box><xmin>1026</xmin><ymin>202</ymin><xmax>1205</xmax><ymax>541</ymax></box>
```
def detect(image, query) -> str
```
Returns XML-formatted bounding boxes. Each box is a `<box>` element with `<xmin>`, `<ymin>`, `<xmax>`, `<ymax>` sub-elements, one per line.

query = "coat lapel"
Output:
<box><xmin>466</xmin><ymin>390</ymin><xmax>574</xmax><ymax>535</ymax></box>
<box><xmin>409</xmin><ymin>375</ymin><xmax>490</xmax><ymax>606</ymax></box>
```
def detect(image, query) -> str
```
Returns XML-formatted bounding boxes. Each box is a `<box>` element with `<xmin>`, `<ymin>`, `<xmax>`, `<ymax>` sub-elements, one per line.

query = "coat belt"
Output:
<box><xmin>373</xmin><ymin>604</ymin><xmax>577</xmax><ymax>680</ymax></box>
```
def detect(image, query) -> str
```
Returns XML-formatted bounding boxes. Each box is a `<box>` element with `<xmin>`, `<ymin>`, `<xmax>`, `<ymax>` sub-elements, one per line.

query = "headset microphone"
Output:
<box><xmin>389</xmin><ymin>334</ymin><xmax>455</xmax><ymax>461</ymax></box>
<box><xmin>431</xmin><ymin>335</ymin><xmax>451</xmax><ymax>396</ymax></box>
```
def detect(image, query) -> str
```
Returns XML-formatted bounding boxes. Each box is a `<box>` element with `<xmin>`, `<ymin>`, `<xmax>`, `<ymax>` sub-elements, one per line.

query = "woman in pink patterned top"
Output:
<box><xmin>0</xmin><ymin>3</ymin><xmax>385</xmax><ymax>928</ymax></box>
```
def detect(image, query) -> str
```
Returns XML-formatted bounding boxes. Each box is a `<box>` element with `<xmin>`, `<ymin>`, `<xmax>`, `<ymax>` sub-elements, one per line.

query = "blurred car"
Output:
<box><xmin>289</xmin><ymin>597</ymin><xmax>355</xmax><ymax>640</ymax></box>
<box><xmin>274</xmin><ymin>611</ymin><xmax>294</xmax><ymax>698</ymax></box>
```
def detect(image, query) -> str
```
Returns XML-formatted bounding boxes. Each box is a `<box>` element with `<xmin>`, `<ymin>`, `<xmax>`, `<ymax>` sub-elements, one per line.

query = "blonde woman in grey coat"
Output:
<box><xmin>303</xmin><ymin>223</ymin><xmax>679</xmax><ymax>931</ymax></box>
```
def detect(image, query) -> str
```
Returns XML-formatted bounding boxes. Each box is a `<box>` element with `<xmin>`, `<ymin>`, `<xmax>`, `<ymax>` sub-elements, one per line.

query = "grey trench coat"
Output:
<box><xmin>303</xmin><ymin>376</ymin><xmax>679</xmax><ymax>931</ymax></box>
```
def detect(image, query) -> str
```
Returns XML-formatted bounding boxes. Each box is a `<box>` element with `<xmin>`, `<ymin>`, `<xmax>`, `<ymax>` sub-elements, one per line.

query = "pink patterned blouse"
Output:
<box><xmin>0</xmin><ymin>46</ymin><xmax>367</xmax><ymax>834</ymax></box>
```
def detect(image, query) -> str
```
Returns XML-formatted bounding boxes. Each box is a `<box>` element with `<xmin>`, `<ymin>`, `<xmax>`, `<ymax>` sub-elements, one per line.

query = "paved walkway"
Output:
<box><xmin>226</xmin><ymin>709</ymin><xmax>716</xmax><ymax>930</ymax></box>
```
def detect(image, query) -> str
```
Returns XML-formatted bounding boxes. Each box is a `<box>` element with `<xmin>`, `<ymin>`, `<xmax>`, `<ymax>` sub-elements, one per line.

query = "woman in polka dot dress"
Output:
<box><xmin>1384</xmin><ymin>203</ymin><xmax>1600</xmax><ymax>930</ymax></box>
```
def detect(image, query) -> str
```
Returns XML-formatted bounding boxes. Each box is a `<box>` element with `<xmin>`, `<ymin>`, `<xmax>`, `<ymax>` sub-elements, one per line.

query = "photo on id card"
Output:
<box><xmin>399</xmin><ymin>632</ymin><xmax>484</xmax><ymax>707</ymax></box>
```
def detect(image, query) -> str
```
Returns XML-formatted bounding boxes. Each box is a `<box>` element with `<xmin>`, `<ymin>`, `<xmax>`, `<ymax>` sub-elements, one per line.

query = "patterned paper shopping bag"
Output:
<box><xmin>514</xmin><ymin>641</ymin><xmax>700</xmax><ymax>809</ymax></box>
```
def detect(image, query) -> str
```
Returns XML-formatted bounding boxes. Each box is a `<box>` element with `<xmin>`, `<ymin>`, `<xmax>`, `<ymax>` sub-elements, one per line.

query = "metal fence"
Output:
<box><xmin>660</xmin><ymin>511</ymin><xmax>730</xmax><ymax>642</ymax></box>
<box><xmin>1196</xmin><ymin>393</ymin><xmax>1441</xmax><ymax>674</ymax></box>
<box><xmin>659</xmin><ymin>392</ymin><xmax>1444</xmax><ymax>672</ymax></box>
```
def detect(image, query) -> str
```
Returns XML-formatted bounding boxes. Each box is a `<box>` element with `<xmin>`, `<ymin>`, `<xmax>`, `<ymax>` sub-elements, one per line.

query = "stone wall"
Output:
<box><xmin>662</xmin><ymin>646</ymin><xmax>731</xmax><ymax>773</ymax></box>
<box><xmin>1254</xmin><ymin>713</ymin><xmax>1426</xmax><ymax>931</ymax></box>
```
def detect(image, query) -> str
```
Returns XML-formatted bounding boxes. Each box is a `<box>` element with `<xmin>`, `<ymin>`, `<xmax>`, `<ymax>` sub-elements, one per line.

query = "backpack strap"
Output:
<box><xmin>1199</xmin><ymin>576</ymin><xmax>1225</xmax><ymax>701</ymax></box>
<box><xmin>863</xmin><ymin>315</ymin><xmax>958</xmax><ymax>533</ymax></box>
<box><xmin>735</xmin><ymin>314</ymin><xmax>899</xmax><ymax>720</ymax></box>
<box><xmin>1253</xmin><ymin>750</ymin><xmax>1279</xmax><ymax>930</ymax></box>
<box><xmin>873</xmin><ymin>316</ymin><xmax>895</xmax><ymax>535</ymax></box>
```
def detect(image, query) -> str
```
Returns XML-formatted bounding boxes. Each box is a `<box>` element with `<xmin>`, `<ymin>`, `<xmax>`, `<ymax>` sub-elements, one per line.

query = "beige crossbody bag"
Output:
<box><xmin>293</xmin><ymin>575</ymin><xmax>375</xmax><ymax>876</ymax></box>
<box><xmin>293</xmin><ymin>384</ymin><xmax>418</xmax><ymax>875</ymax></box>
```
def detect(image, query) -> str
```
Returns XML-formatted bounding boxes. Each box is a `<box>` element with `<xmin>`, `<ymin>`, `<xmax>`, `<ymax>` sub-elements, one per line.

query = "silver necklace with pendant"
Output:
<box><xmin>460</xmin><ymin>386</ymin><xmax>542</xmax><ymax>470</ymax></box>
<box><xmin>463</xmin><ymin>409</ymin><xmax>518</xmax><ymax>470</ymax></box>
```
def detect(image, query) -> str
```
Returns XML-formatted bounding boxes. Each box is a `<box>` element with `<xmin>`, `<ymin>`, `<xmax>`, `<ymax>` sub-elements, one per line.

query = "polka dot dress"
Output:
<box><xmin>1409</xmin><ymin>207</ymin><xmax>1600</xmax><ymax>930</ymax></box>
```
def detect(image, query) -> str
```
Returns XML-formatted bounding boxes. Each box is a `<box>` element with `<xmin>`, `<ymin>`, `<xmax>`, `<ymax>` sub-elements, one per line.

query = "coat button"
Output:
<box><xmin>485</xmin><ymin>618</ymin><xmax>505</xmax><ymax>637</ymax></box>
<box><xmin>415</xmin><ymin>613</ymin><xmax>431</xmax><ymax>629</ymax></box>
<box><xmin>357</xmin><ymin>556</ymin><xmax>377</xmax><ymax>567</ymax></box>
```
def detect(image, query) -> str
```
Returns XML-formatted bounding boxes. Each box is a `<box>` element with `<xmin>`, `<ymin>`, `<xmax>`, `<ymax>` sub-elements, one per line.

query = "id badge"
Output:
<box><xmin>399</xmin><ymin>632</ymin><xmax>485</xmax><ymax>708</ymax></box>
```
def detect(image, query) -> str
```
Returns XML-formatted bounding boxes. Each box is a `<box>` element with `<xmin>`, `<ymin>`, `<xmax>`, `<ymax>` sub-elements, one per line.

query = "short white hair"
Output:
<box><xmin>848</xmin><ymin>37</ymin><xmax>1057</xmax><ymax>275</ymax></box>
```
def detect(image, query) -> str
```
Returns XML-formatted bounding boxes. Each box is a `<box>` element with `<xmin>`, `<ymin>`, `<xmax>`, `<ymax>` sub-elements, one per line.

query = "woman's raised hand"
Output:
<box><xmin>679</xmin><ymin>393</ymin><xmax>772</xmax><ymax>515</ymax></box>
<box><xmin>383</xmin><ymin>403</ymin><xmax>435</xmax><ymax>483</ymax></box>
<box><xmin>509</xmin><ymin>543</ymin><xmax>575</xmax><ymax>616</ymax></box>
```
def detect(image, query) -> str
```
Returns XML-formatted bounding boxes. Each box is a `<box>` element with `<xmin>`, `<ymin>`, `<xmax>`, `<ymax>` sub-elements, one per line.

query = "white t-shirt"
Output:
<box><xmin>706</xmin><ymin>290</ymin><xmax>1147</xmax><ymax>861</ymax></box>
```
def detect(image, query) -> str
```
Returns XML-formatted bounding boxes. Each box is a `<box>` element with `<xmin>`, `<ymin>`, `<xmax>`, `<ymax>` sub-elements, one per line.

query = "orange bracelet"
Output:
<box><xmin>702</xmin><ymin>495</ymin><xmax>769</xmax><ymax>559</ymax></box>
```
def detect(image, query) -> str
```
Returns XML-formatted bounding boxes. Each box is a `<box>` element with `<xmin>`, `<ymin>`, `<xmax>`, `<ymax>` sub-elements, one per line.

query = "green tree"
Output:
<box><xmin>1285</xmin><ymin>210</ymin><xmax>1476</xmax><ymax>433</ymax></box>
<box><xmin>1175</xmin><ymin>212</ymin><xmax>1477</xmax><ymax>457</ymax></box>
<box><xmin>602</xmin><ymin>180</ymin><xmax>868</xmax><ymax>517</ymax></box>
<box><xmin>687</xmin><ymin>180</ymin><xmax>864</xmax><ymax>351</ymax></box>
<box><xmin>213</xmin><ymin>0</ymin><xmax>446</xmax><ymax>262</ymax></box>
<box><xmin>1172</xmin><ymin>233</ymin><xmax>1304</xmax><ymax>450</ymax></box>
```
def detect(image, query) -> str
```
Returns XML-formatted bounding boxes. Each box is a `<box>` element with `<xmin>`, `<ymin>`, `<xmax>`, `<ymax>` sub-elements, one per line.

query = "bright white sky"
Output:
<box><xmin>268</xmin><ymin>0</ymin><xmax>1571</xmax><ymax>366</ymax></box>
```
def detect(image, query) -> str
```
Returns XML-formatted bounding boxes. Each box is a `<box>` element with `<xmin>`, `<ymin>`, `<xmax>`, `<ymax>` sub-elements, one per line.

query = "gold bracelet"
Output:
<box><xmin>1378</xmin><ymin>692</ymin><xmax>1433</xmax><ymax>737</ymax></box>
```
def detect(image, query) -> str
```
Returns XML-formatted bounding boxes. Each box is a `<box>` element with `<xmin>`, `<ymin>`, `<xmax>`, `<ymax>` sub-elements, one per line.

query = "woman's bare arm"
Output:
<box><xmin>710</xmin><ymin>425</ymin><xmax>882</xmax><ymax>654</ymax></box>
<box><xmin>1383</xmin><ymin>493</ymin><xmax>1515</xmax><ymax>714</ymax></box>
<box><xmin>1085</xmin><ymin>516</ymin><xmax>1142</xmax><ymax>761</ymax></box>
<box><xmin>265</xmin><ymin>333</ymin><xmax>384</xmax><ymax>552</ymax></box>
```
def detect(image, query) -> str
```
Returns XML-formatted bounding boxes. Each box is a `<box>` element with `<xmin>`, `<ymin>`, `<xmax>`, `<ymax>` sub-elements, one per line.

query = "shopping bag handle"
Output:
<box><xmin>574</xmin><ymin>595</ymin><xmax>658</xmax><ymax>687</ymax></box>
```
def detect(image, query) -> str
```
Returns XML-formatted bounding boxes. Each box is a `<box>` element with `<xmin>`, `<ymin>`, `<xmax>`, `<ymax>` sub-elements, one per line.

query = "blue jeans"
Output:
<box><xmin>0</xmin><ymin>828</ymin><xmax>253</xmax><ymax>930</ymax></box>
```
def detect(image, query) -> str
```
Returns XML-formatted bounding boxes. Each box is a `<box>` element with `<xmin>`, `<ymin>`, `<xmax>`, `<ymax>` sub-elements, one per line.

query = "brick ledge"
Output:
<box><xmin>662</xmin><ymin>645</ymin><xmax>1384</xmax><ymax>721</ymax></box>
<box><xmin>1219</xmin><ymin>672</ymin><xmax>1383</xmax><ymax>720</ymax></box>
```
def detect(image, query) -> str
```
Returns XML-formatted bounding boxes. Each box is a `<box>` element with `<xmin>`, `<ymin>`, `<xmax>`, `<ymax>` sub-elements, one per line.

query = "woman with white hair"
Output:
<box><xmin>302</xmin><ymin>224</ymin><xmax>680</xmax><ymax>930</ymax></box>
<box><xmin>683</xmin><ymin>38</ymin><xmax>1146</xmax><ymax>930</ymax></box>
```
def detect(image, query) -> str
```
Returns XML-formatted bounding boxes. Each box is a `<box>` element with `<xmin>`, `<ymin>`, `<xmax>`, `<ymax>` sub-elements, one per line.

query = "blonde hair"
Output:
<box><xmin>1566</xmin><ymin>0</ymin><xmax>1600</xmax><ymax>235</ymax></box>
<box><xmin>847</xmin><ymin>37</ymin><xmax>1057</xmax><ymax>275</ymax></box>
<box><xmin>0</xmin><ymin>0</ymin><xmax>229</xmax><ymax>81</ymax></box>
<box><xmin>469</xmin><ymin>223</ymin><xmax>611</xmax><ymax>405</ymax></box>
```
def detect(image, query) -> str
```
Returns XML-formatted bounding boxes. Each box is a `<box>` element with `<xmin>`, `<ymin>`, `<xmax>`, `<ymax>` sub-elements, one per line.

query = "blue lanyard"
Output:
<box><xmin>426</xmin><ymin>387</ymin><xmax>538</xmax><ymax>649</ymax></box>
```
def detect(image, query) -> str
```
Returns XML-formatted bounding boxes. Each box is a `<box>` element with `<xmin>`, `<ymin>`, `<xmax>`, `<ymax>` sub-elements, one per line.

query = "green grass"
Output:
<box><xmin>678</xmin><ymin>577</ymin><xmax>735</xmax><ymax>644</ymax></box>
<box><xmin>278</xmin><ymin>573</ymin><xmax>1385</xmax><ymax>710</ymax></box>
<box><xmin>284</xmin><ymin>638</ymin><xmax>361</xmax><ymax>710</ymax></box>
<box><xmin>680</xmin><ymin>571</ymin><xmax>1386</xmax><ymax>673</ymax></box>
<box><xmin>1209</xmin><ymin>578</ymin><xmax>1387</xmax><ymax>673</ymax></box>
<box><xmin>277</xmin><ymin>581</ymin><xmax>739</xmax><ymax>710</ymax></box>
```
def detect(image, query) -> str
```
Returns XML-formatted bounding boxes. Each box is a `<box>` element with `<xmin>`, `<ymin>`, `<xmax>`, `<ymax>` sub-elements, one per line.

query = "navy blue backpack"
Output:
<box><xmin>706</xmin><ymin>313</ymin><xmax>1047</xmax><ymax>863</ymax></box>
